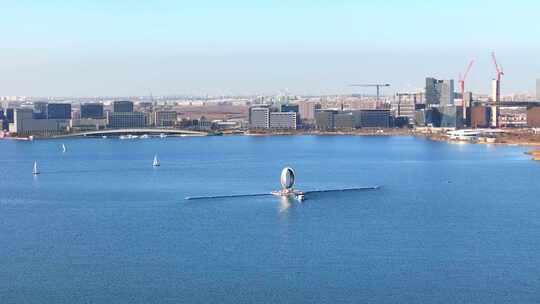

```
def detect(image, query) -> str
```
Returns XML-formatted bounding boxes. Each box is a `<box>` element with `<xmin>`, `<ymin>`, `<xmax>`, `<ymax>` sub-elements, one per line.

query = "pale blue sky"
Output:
<box><xmin>1</xmin><ymin>0</ymin><xmax>539</xmax><ymax>96</ymax></box>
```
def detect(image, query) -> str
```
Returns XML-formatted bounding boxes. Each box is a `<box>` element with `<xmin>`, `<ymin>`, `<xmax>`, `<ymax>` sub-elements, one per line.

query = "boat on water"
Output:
<box><xmin>140</xmin><ymin>134</ymin><xmax>149</xmax><ymax>139</ymax></box>
<box><xmin>159</xmin><ymin>133</ymin><xmax>167</xmax><ymax>138</ymax></box>
<box><xmin>153</xmin><ymin>155</ymin><xmax>160</xmax><ymax>167</ymax></box>
<box><xmin>61</xmin><ymin>144</ymin><xmax>66</xmax><ymax>153</ymax></box>
<box><xmin>32</xmin><ymin>161</ymin><xmax>40</xmax><ymax>175</ymax></box>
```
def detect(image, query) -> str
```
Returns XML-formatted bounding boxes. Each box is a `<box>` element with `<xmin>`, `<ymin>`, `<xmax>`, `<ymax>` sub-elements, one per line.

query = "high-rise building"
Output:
<box><xmin>299</xmin><ymin>101</ymin><xmax>321</xmax><ymax>121</ymax></box>
<box><xmin>269</xmin><ymin>112</ymin><xmax>297</xmax><ymax>130</ymax></box>
<box><xmin>113</xmin><ymin>101</ymin><xmax>134</xmax><ymax>113</ymax></box>
<box><xmin>81</xmin><ymin>103</ymin><xmax>104</xmax><ymax>119</ymax></box>
<box><xmin>33</xmin><ymin>102</ymin><xmax>48</xmax><ymax>119</ymax></box>
<box><xmin>425</xmin><ymin>78</ymin><xmax>454</xmax><ymax>106</ymax></box>
<box><xmin>47</xmin><ymin>103</ymin><xmax>71</xmax><ymax>119</ymax></box>
<box><xmin>249</xmin><ymin>107</ymin><xmax>270</xmax><ymax>129</ymax></box>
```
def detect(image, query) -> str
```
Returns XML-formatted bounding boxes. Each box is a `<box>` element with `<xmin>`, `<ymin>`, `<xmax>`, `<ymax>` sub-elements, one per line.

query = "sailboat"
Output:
<box><xmin>61</xmin><ymin>144</ymin><xmax>66</xmax><ymax>153</ymax></box>
<box><xmin>152</xmin><ymin>155</ymin><xmax>160</xmax><ymax>167</ymax></box>
<box><xmin>32</xmin><ymin>161</ymin><xmax>40</xmax><ymax>175</ymax></box>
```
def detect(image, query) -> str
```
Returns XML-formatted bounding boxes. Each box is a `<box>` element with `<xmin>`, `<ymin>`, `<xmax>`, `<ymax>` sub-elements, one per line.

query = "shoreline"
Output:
<box><xmin>4</xmin><ymin>129</ymin><xmax>540</xmax><ymax>148</ymax></box>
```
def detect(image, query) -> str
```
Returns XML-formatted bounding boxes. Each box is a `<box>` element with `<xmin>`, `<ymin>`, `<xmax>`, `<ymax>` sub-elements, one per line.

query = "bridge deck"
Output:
<box><xmin>62</xmin><ymin>128</ymin><xmax>208</xmax><ymax>137</ymax></box>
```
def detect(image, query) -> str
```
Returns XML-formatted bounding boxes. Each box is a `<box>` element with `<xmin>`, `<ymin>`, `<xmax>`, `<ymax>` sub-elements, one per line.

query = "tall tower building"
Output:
<box><xmin>425</xmin><ymin>78</ymin><xmax>454</xmax><ymax>106</ymax></box>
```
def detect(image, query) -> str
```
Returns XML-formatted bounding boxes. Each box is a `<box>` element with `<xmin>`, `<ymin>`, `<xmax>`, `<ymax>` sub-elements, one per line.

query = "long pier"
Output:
<box><xmin>185</xmin><ymin>193</ymin><xmax>272</xmax><ymax>200</ymax></box>
<box><xmin>304</xmin><ymin>186</ymin><xmax>380</xmax><ymax>194</ymax></box>
<box><xmin>185</xmin><ymin>186</ymin><xmax>380</xmax><ymax>201</ymax></box>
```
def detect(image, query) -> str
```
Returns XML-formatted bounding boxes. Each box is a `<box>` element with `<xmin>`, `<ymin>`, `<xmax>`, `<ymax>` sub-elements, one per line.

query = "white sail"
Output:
<box><xmin>33</xmin><ymin>161</ymin><xmax>40</xmax><ymax>175</ymax></box>
<box><xmin>62</xmin><ymin>144</ymin><xmax>66</xmax><ymax>153</ymax></box>
<box><xmin>153</xmin><ymin>155</ymin><xmax>160</xmax><ymax>167</ymax></box>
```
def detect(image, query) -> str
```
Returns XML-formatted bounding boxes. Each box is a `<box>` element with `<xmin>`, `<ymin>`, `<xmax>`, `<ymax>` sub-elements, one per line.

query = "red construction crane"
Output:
<box><xmin>458</xmin><ymin>59</ymin><xmax>474</xmax><ymax>122</ymax></box>
<box><xmin>491</xmin><ymin>52</ymin><xmax>504</xmax><ymax>81</ymax></box>
<box><xmin>458</xmin><ymin>59</ymin><xmax>475</xmax><ymax>105</ymax></box>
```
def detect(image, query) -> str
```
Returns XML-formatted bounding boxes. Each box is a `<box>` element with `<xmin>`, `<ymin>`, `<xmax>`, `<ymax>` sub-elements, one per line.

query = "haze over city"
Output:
<box><xmin>1</xmin><ymin>0</ymin><xmax>539</xmax><ymax>97</ymax></box>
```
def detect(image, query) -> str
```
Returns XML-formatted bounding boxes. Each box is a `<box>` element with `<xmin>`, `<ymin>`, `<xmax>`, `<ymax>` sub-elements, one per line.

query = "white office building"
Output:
<box><xmin>270</xmin><ymin>112</ymin><xmax>297</xmax><ymax>130</ymax></box>
<box><xmin>249</xmin><ymin>107</ymin><xmax>270</xmax><ymax>129</ymax></box>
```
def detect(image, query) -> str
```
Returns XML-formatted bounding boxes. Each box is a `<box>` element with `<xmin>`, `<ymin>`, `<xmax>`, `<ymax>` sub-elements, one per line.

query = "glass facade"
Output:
<box><xmin>108</xmin><ymin>112</ymin><xmax>145</xmax><ymax>128</ymax></box>
<box><xmin>33</xmin><ymin>102</ymin><xmax>48</xmax><ymax>119</ymax></box>
<box><xmin>47</xmin><ymin>103</ymin><xmax>72</xmax><ymax>119</ymax></box>
<box><xmin>113</xmin><ymin>101</ymin><xmax>134</xmax><ymax>113</ymax></box>
<box><xmin>81</xmin><ymin>103</ymin><xmax>104</xmax><ymax>119</ymax></box>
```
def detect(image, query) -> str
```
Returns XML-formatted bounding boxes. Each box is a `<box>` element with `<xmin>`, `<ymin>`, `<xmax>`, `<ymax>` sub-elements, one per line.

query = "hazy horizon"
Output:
<box><xmin>1</xmin><ymin>0</ymin><xmax>539</xmax><ymax>97</ymax></box>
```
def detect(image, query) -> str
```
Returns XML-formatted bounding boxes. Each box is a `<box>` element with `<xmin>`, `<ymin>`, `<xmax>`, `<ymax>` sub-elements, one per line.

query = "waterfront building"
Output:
<box><xmin>269</xmin><ymin>112</ymin><xmax>297</xmax><ymax>130</ymax></box>
<box><xmin>33</xmin><ymin>102</ymin><xmax>48</xmax><ymax>119</ymax></box>
<box><xmin>108</xmin><ymin>112</ymin><xmax>145</xmax><ymax>128</ymax></box>
<box><xmin>72</xmin><ymin>110</ymin><xmax>81</xmax><ymax>120</ymax></box>
<box><xmin>299</xmin><ymin>101</ymin><xmax>321</xmax><ymax>121</ymax></box>
<box><xmin>415</xmin><ymin>108</ymin><xmax>442</xmax><ymax>127</ymax></box>
<box><xmin>438</xmin><ymin>106</ymin><xmax>464</xmax><ymax>128</ymax></box>
<box><xmin>154</xmin><ymin>111</ymin><xmax>178</xmax><ymax>127</ymax></box>
<box><xmin>334</xmin><ymin>112</ymin><xmax>354</xmax><ymax>130</ymax></box>
<box><xmin>47</xmin><ymin>103</ymin><xmax>72</xmax><ymax>119</ymax></box>
<box><xmin>315</xmin><ymin>110</ymin><xmax>337</xmax><ymax>131</ymax></box>
<box><xmin>527</xmin><ymin>106</ymin><xmax>540</xmax><ymax>128</ymax></box>
<box><xmin>9</xmin><ymin>108</ymin><xmax>69</xmax><ymax>136</ymax></box>
<box><xmin>353</xmin><ymin>109</ymin><xmax>390</xmax><ymax>128</ymax></box>
<box><xmin>113</xmin><ymin>100</ymin><xmax>134</xmax><ymax>113</ymax></box>
<box><xmin>249</xmin><ymin>107</ymin><xmax>270</xmax><ymax>129</ymax></box>
<box><xmin>392</xmin><ymin>93</ymin><xmax>421</xmax><ymax>124</ymax></box>
<box><xmin>70</xmin><ymin>118</ymin><xmax>108</xmax><ymax>131</ymax></box>
<box><xmin>470</xmin><ymin>106</ymin><xmax>491</xmax><ymax>128</ymax></box>
<box><xmin>5</xmin><ymin>108</ymin><xmax>14</xmax><ymax>124</ymax></box>
<box><xmin>0</xmin><ymin>109</ymin><xmax>4</xmax><ymax>130</ymax></box>
<box><xmin>81</xmin><ymin>103</ymin><xmax>104</xmax><ymax>119</ymax></box>
<box><xmin>499</xmin><ymin>110</ymin><xmax>527</xmax><ymax>128</ymax></box>
<box><xmin>425</xmin><ymin>78</ymin><xmax>455</xmax><ymax>106</ymax></box>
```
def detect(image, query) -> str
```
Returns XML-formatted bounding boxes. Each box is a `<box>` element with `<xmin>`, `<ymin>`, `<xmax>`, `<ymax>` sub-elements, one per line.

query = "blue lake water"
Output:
<box><xmin>1</xmin><ymin>135</ymin><xmax>539</xmax><ymax>303</ymax></box>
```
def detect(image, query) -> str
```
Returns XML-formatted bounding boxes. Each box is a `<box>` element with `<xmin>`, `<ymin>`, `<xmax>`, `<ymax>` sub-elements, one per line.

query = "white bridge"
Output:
<box><xmin>61</xmin><ymin>128</ymin><xmax>208</xmax><ymax>138</ymax></box>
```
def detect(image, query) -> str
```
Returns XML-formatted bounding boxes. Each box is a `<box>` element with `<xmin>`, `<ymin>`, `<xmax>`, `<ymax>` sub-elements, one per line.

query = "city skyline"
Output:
<box><xmin>1</xmin><ymin>0</ymin><xmax>539</xmax><ymax>96</ymax></box>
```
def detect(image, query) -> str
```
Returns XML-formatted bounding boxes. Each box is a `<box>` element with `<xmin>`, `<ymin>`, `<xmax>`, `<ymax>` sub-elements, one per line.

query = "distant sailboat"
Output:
<box><xmin>153</xmin><ymin>155</ymin><xmax>160</xmax><ymax>167</ymax></box>
<box><xmin>32</xmin><ymin>161</ymin><xmax>40</xmax><ymax>175</ymax></box>
<box><xmin>61</xmin><ymin>144</ymin><xmax>66</xmax><ymax>153</ymax></box>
